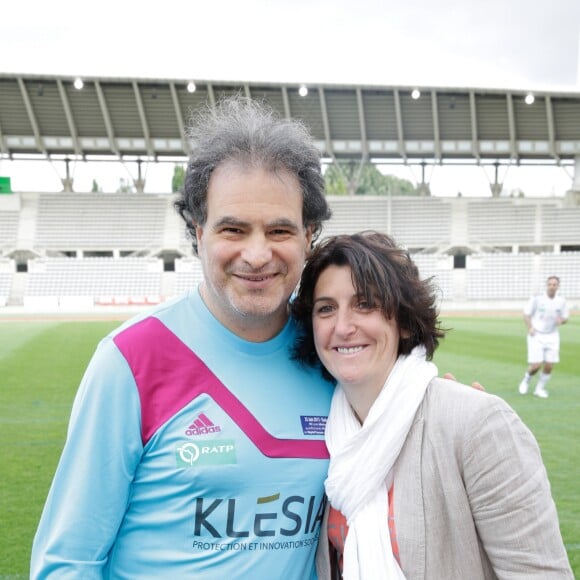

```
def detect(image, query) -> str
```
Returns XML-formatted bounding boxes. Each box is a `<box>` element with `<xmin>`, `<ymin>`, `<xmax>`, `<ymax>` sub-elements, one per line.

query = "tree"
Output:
<box><xmin>91</xmin><ymin>179</ymin><xmax>102</xmax><ymax>193</ymax></box>
<box><xmin>324</xmin><ymin>162</ymin><xmax>417</xmax><ymax>195</ymax></box>
<box><xmin>116</xmin><ymin>178</ymin><xmax>135</xmax><ymax>194</ymax></box>
<box><xmin>172</xmin><ymin>165</ymin><xmax>186</xmax><ymax>193</ymax></box>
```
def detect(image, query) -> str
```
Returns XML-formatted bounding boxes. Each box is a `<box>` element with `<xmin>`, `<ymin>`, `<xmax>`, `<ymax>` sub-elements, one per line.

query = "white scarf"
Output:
<box><xmin>325</xmin><ymin>346</ymin><xmax>437</xmax><ymax>580</ymax></box>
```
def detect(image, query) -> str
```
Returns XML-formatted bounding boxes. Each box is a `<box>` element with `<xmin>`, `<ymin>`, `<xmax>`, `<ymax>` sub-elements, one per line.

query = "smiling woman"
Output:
<box><xmin>310</xmin><ymin>264</ymin><xmax>403</xmax><ymax>419</ymax></box>
<box><xmin>290</xmin><ymin>231</ymin><xmax>573</xmax><ymax>579</ymax></box>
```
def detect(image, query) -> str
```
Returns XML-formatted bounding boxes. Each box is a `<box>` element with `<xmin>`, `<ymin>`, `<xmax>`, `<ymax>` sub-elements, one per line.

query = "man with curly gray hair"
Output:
<box><xmin>32</xmin><ymin>97</ymin><xmax>334</xmax><ymax>578</ymax></box>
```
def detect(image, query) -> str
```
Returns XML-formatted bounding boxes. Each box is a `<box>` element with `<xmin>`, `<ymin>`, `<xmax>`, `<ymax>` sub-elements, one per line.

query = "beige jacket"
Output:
<box><xmin>316</xmin><ymin>378</ymin><xmax>573</xmax><ymax>579</ymax></box>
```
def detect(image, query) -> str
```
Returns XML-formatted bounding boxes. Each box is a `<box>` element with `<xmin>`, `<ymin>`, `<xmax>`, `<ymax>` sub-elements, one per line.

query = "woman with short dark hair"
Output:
<box><xmin>292</xmin><ymin>231</ymin><xmax>572</xmax><ymax>579</ymax></box>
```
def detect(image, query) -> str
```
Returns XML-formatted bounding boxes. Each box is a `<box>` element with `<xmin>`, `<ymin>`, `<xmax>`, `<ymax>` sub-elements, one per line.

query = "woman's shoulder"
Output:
<box><xmin>416</xmin><ymin>378</ymin><xmax>536</xmax><ymax>461</ymax></box>
<box><xmin>421</xmin><ymin>377</ymin><xmax>515</xmax><ymax>427</ymax></box>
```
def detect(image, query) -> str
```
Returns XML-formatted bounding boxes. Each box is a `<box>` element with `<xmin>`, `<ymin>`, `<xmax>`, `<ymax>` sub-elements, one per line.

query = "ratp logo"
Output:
<box><xmin>177</xmin><ymin>440</ymin><xmax>237</xmax><ymax>467</ymax></box>
<box><xmin>178</xmin><ymin>443</ymin><xmax>201</xmax><ymax>465</ymax></box>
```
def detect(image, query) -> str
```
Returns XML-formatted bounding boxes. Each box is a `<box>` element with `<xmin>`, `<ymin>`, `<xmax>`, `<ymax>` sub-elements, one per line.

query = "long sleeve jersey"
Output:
<box><xmin>31</xmin><ymin>289</ymin><xmax>334</xmax><ymax>579</ymax></box>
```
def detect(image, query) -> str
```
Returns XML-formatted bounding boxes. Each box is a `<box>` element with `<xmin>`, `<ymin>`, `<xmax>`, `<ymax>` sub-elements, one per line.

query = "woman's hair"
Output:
<box><xmin>174</xmin><ymin>95</ymin><xmax>331</xmax><ymax>255</ymax></box>
<box><xmin>291</xmin><ymin>231</ymin><xmax>445</xmax><ymax>382</ymax></box>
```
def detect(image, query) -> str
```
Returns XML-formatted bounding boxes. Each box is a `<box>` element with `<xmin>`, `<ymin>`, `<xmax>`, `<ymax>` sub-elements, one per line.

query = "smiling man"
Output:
<box><xmin>195</xmin><ymin>161</ymin><xmax>312</xmax><ymax>342</ymax></box>
<box><xmin>31</xmin><ymin>97</ymin><xmax>334</xmax><ymax>579</ymax></box>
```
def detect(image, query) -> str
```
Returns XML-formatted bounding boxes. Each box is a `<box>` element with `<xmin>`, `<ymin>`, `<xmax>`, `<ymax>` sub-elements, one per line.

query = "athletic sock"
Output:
<box><xmin>536</xmin><ymin>373</ymin><xmax>551</xmax><ymax>390</ymax></box>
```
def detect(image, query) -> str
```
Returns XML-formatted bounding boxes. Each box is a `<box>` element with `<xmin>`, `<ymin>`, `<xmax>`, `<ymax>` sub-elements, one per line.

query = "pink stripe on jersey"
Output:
<box><xmin>113</xmin><ymin>317</ymin><xmax>329</xmax><ymax>459</ymax></box>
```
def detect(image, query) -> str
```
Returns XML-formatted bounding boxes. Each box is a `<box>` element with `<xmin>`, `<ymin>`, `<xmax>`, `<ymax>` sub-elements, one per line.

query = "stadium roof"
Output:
<box><xmin>1</xmin><ymin>72</ymin><xmax>580</xmax><ymax>165</ymax></box>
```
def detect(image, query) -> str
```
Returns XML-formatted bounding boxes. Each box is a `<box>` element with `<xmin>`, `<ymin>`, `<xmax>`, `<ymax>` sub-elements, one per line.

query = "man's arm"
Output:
<box><xmin>30</xmin><ymin>339</ymin><xmax>143</xmax><ymax>578</ymax></box>
<box><xmin>443</xmin><ymin>373</ymin><xmax>484</xmax><ymax>391</ymax></box>
<box><xmin>558</xmin><ymin>298</ymin><xmax>570</xmax><ymax>326</ymax></box>
<box><xmin>523</xmin><ymin>313</ymin><xmax>535</xmax><ymax>335</ymax></box>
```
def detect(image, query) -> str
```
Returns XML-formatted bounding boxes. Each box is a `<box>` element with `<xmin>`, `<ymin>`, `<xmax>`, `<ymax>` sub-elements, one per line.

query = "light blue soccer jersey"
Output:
<box><xmin>31</xmin><ymin>289</ymin><xmax>334</xmax><ymax>579</ymax></box>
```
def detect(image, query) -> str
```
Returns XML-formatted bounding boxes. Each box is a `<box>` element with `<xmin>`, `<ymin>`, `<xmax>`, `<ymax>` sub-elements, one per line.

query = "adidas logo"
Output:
<box><xmin>185</xmin><ymin>413</ymin><xmax>222</xmax><ymax>436</ymax></box>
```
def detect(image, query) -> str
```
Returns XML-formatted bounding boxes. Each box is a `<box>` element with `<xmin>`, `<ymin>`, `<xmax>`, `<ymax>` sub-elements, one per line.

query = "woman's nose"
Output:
<box><xmin>334</xmin><ymin>309</ymin><xmax>356</xmax><ymax>336</ymax></box>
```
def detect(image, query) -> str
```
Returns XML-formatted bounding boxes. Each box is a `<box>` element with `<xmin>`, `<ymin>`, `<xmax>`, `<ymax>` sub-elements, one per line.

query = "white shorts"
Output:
<box><xmin>527</xmin><ymin>331</ymin><xmax>560</xmax><ymax>364</ymax></box>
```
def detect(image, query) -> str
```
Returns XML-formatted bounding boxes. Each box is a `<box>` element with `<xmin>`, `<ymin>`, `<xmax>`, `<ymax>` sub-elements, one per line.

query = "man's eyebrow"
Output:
<box><xmin>267</xmin><ymin>218</ymin><xmax>301</xmax><ymax>231</ymax></box>
<box><xmin>212</xmin><ymin>217</ymin><xmax>301</xmax><ymax>231</ymax></box>
<box><xmin>213</xmin><ymin>216</ymin><xmax>250</xmax><ymax>229</ymax></box>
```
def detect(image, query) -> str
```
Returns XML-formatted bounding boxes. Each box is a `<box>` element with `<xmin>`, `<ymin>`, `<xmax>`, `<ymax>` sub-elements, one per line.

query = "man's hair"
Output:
<box><xmin>174</xmin><ymin>96</ymin><xmax>331</xmax><ymax>255</ymax></box>
<box><xmin>291</xmin><ymin>231</ymin><xmax>446</xmax><ymax>383</ymax></box>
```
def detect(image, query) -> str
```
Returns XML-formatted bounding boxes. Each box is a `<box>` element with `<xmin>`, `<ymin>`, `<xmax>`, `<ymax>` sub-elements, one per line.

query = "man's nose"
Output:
<box><xmin>240</xmin><ymin>234</ymin><xmax>273</xmax><ymax>268</ymax></box>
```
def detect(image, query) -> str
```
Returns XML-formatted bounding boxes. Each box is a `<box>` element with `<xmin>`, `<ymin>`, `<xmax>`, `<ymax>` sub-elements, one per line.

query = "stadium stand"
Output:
<box><xmin>0</xmin><ymin>192</ymin><xmax>578</xmax><ymax>311</ymax></box>
<box><xmin>390</xmin><ymin>198</ymin><xmax>451</xmax><ymax>248</ymax></box>
<box><xmin>465</xmin><ymin>253</ymin><xmax>536</xmax><ymax>300</ymax></box>
<box><xmin>0</xmin><ymin>258</ymin><xmax>15</xmax><ymax>307</ymax></box>
<box><xmin>412</xmin><ymin>254</ymin><xmax>455</xmax><ymax>301</ymax></box>
<box><xmin>467</xmin><ymin>200</ymin><xmax>538</xmax><ymax>246</ymax></box>
<box><xmin>174</xmin><ymin>257</ymin><xmax>205</xmax><ymax>297</ymax></box>
<box><xmin>541</xmin><ymin>206</ymin><xmax>580</xmax><ymax>245</ymax></box>
<box><xmin>322</xmin><ymin>197</ymin><xmax>452</xmax><ymax>249</ymax></box>
<box><xmin>0</xmin><ymin>211</ymin><xmax>19</xmax><ymax>254</ymax></box>
<box><xmin>322</xmin><ymin>196</ymin><xmax>391</xmax><ymax>236</ymax></box>
<box><xmin>1</xmin><ymin>74</ymin><xmax>578</xmax><ymax>313</ymax></box>
<box><xmin>0</xmin><ymin>191</ymin><xmax>20</xmax><ymax>257</ymax></box>
<box><xmin>24</xmin><ymin>257</ymin><xmax>163</xmax><ymax>308</ymax></box>
<box><xmin>34</xmin><ymin>193</ymin><xmax>167</xmax><ymax>252</ymax></box>
<box><xmin>539</xmin><ymin>252</ymin><xmax>580</xmax><ymax>292</ymax></box>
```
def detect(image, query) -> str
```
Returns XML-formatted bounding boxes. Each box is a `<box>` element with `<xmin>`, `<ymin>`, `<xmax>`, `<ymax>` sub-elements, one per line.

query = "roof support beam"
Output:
<box><xmin>469</xmin><ymin>91</ymin><xmax>480</xmax><ymax>161</ymax></box>
<box><xmin>545</xmin><ymin>96</ymin><xmax>558</xmax><ymax>161</ymax></box>
<box><xmin>356</xmin><ymin>88</ymin><xmax>369</xmax><ymax>161</ymax></box>
<box><xmin>132</xmin><ymin>81</ymin><xmax>154</xmax><ymax>157</ymax></box>
<box><xmin>0</xmin><ymin>120</ymin><xmax>7</xmax><ymax>155</ymax></box>
<box><xmin>94</xmin><ymin>81</ymin><xmax>119</xmax><ymax>156</ymax></box>
<box><xmin>17</xmin><ymin>77</ymin><xmax>45</xmax><ymax>155</ymax></box>
<box><xmin>169</xmin><ymin>82</ymin><xmax>190</xmax><ymax>155</ymax></box>
<box><xmin>281</xmin><ymin>86</ymin><xmax>291</xmax><ymax>119</ymax></box>
<box><xmin>57</xmin><ymin>80</ymin><xmax>82</xmax><ymax>157</ymax></box>
<box><xmin>506</xmin><ymin>93</ymin><xmax>517</xmax><ymax>160</ymax></box>
<box><xmin>431</xmin><ymin>90</ymin><xmax>441</xmax><ymax>161</ymax></box>
<box><xmin>393</xmin><ymin>89</ymin><xmax>406</xmax><ymax>161</ymax></box>
<box><xmin>318</xmin><ymin>87</ymin><xmax>334</xmax><ymax>159</ymax></box>
<box><xmin>282</xmin><ymin>87</ymin><xmax>292</xmax><ymax>119</ymax></box>
<box><xmin>207</xmin><ymin>83</ymin><xmax>216</xmax><ymax>108</ymax></box>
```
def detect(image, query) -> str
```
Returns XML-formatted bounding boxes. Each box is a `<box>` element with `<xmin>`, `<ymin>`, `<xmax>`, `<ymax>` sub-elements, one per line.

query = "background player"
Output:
<box><xmin>518</xmin><ymin>275</ymin><xmax>569</xmax><ymax>398</ymax></box>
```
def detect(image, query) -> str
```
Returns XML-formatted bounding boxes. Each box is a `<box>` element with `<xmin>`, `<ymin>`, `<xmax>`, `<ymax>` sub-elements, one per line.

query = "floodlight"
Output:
<box><xmin>73</xmin><ymin>77</ymin><xmax>84</xmax><ymax>90</ymax></box>
<box><xmin>525</xmin><ymin>93</ymin><xmax>535</xmax><ymax>105</ymax></box>
<box><xmin>299</xmin><ymin>84</ymin><xmax>308</xmax><ymax>97</ymax></box>
<box><xmin>187</xmin><ymin>81</ymin><xmax>196</xmax><ymax>93</ymax></box>
<box><xmin>411</xmin><ymin>88</ymin><xmax>421</xmax><ymax>100</ymax></box>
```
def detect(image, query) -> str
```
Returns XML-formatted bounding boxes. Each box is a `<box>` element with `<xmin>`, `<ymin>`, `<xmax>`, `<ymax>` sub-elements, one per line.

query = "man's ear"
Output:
<box><xmin>194</xmin><ymin>223</ymin><xmax>203</xmax><ymax>248</ymax></box>
<box><xmin>305</xmin><ymin>226</ymin><xmax>314</xmax><ymax>255</ymax></box>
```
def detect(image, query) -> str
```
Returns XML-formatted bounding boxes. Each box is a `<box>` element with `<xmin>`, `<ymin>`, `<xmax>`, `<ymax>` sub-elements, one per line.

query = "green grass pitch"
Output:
<box><xmin>0</xmin><ymin>314</ymin><xmax>578</xmax><ymax>577</ymax></box>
